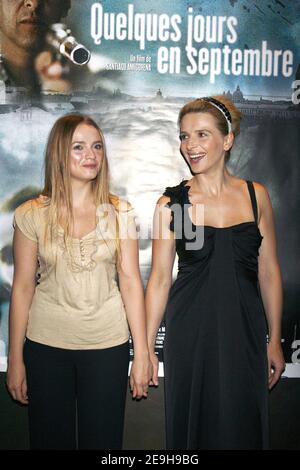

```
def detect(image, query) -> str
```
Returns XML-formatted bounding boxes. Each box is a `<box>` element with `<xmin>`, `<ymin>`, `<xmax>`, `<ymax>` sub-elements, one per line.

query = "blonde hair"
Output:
<box><xmin>41</xmin><ymin>113</ymin><xmax>120</xmax><ymax>256</ymax></box>
<box><xmin>178</xmin><ymin>95</ymin><xmax>242</xmax><ymax>138</ymax></box>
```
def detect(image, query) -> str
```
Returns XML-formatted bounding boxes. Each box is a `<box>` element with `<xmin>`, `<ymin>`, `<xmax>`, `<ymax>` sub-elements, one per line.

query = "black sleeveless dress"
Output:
<box><xmin>163</xmin><ymin>180</ymin><xmax>269</xmax><ymax>450</ymax></box>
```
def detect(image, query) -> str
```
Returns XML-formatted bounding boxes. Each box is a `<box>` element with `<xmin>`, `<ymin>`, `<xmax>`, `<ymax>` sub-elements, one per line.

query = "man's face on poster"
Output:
<box><xmin>0</xmin><ymin>0</ymin><xmax>71</xmax><ymax>51</ymax></box>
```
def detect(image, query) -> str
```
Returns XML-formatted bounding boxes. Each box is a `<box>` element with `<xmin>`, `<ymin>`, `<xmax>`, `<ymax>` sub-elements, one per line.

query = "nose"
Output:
<box><xmin>85</xmin><ymin>147</ymin><xmax>97</xmax><ymax>160</ymax></box>
<box><xmin>24</xmin><ymin>0</ymin><xmax>39</xmax><ymax>10</ymax></box>
<box><xmin>186</xmin><ymin>138</ymin><xmax>198</xmax><ymax>151</ymax></box>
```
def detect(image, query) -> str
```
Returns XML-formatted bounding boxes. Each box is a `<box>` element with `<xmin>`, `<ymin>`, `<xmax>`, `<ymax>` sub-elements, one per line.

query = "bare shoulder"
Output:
<box><xmin>251</xmin><ymin>182</ymin><xmax>275</xmax><ymax>225</ymax></box>
<box><xmin>157</xmin><ymin>195</ymin><xmax>171</xmax><ymax>207</ymax></box>
<box><xmin>252</xmin><ymin>181</ymin><xmax>271</xmax><ymax>205</ymax></box>
<box><xmin>253</xmin><ymin>181</ymin><xmax>268</xmax><ymax>195</ymax></box>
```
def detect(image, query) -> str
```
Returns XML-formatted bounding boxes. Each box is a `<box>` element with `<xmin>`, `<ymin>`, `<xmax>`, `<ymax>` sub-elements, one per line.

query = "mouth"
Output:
<box><xmin>19</xmin><ymin>17</ymin><xmax>46</xmax><ymax>27</ymax></box>
<box><xmin>82</xmin><ymin>164</ymin><xmax>98</xmax><ymax>169</ymax></box>
<box><xmin>188</xmin><ymin>153</ymin><xmax>206</xmax><ymax>164</ymax></box>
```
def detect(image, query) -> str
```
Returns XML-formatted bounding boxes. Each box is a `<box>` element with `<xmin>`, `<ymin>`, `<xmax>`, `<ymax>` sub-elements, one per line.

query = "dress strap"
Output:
<box><xmin>246</xmin><ymin>180</ymin><xmax>258</xmax><ymax>224</ymax></box>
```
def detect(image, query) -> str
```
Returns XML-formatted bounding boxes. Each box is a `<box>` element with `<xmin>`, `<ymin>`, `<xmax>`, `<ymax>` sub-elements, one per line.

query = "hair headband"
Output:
<box><xmin>201</xmin><ymin>97</ymin><xmax>232</xmax><ymax>134</ymax></box>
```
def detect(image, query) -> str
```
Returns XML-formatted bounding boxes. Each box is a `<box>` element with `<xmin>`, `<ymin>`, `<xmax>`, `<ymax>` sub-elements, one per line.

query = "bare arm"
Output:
<box><xmin>118</xmin><ymin>214</ymin><xmax>151</xmax><ymax>399</ymax></box>
<box><xmin>256</xmin><ymin>183</ymin><xmax>285</xmax><ymax>389</ymax></box>
<box><xmin>6</xmin><ymin>227</ymin><xmax>38</xmax><ymax>404</ymax></box>
<box><xmin>145</xmin><ymin>196</ymin><xmax>176</xmax><ymax>385</ymax></box>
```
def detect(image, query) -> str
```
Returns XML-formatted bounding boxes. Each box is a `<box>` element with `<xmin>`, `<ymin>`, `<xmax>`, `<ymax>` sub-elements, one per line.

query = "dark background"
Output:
<box><xmin>1</xmin><ymin>374</ymin><xmax>299</xmax><ymax>450</ymax></box>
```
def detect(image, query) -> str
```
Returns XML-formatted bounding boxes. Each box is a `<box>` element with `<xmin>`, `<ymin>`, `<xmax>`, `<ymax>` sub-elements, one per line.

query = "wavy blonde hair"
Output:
<box><xmin>41</xmin><ymin>113</ymin><xmax>120</xmax><ymax>255</ymax></box>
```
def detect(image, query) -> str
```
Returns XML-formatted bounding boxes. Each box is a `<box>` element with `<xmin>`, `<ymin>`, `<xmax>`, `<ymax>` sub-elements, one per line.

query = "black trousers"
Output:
<box><xmin>23</xmin><ymin>338</ymin><xmax>129</xmax><ymax>450</ymax></box>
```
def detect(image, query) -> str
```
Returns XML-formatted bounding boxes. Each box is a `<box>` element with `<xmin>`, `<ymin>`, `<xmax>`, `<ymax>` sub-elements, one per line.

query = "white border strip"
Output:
<box><xmin>281</xmin><ymin>363</ymin><xmax>300</xmax><ymax>378</ymax></box>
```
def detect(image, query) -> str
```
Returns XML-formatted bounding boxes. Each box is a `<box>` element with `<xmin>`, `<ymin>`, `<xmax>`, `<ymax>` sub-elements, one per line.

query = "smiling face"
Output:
<box><xmin>0</xmin><ymin>0</ymin><xmax>71</xmax><ymax>52</ymax></box>
<box><xmin>69</xmin><ymin>124</ymin><xmax>104</xmax><ymax>183</ymax></box>
<box><xmin>179</xmin><ymin>112</ymin><xmax>233</xmax><ymax>174</ymax></box>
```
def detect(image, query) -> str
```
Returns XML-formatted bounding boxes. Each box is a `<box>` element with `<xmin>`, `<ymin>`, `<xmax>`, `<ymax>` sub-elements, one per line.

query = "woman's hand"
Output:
<box><xmin>267</xmin><ymin>342</ymin><xmax>285</xmax><ymax>390</ymax></box>
<box><xmin>129</xmin><ymin>353</ymin><xmax>153</xmax><ymax>399</ymax></box>
<box><xmin>148</xmin><ymin>350</ymin><xmax>159</xmax><ymax>387</ymax></box>
<box><xmin>6</xmin><ymin>359</ymin><xmax>28</xmax><ymax>405</ymax></box>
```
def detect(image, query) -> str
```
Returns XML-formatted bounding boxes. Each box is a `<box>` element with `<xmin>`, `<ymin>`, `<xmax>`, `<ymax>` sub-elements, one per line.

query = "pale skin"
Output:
<box><xmin>6</xmin><ymin>123</ymin><xmax>151</xmax><ymax>403</ymax></box>
<box><xmin>146</xmin><ymin>111</ymin><xmax>285</xmax><ymax>390</ymax></box>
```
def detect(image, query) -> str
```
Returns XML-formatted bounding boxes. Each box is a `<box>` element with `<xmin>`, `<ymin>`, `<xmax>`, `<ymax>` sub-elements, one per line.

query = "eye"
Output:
<box><xmin>198</xmin><ymin>132</ymin><xmax>207</xmax><ymax>138</ymax></box>
<box><xmin>73</xmin><ymin>144</ymin><xmax>83</xmax><ymax>151</ymax></box>
<box><xmin>94</xmin><ymin>143</ymin><xmax>103</xmax><ymax>150</ymax></box>
<box><xmin>179</xmin><ymin>134</ymin><xmax>188</xmax><ymax>141</ymax></box>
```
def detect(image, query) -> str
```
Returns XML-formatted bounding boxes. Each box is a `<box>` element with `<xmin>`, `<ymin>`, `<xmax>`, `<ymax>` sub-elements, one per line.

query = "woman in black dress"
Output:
<box><xmin>146</xmin><ymin>96</ymin><xmax>285</xmax><ymax>450</ymax></box>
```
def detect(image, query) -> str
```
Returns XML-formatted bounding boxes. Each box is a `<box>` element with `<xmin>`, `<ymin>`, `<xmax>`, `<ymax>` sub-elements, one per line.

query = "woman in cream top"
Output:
<box><xmin>13</xmin><ymin>197</ymin><xmax>134</xmax><ymax>350</ymax></box>
<box><xmin>7</xmin><ymin>114</ymin><xmax>151</xmax><ymax>450</ymax></box>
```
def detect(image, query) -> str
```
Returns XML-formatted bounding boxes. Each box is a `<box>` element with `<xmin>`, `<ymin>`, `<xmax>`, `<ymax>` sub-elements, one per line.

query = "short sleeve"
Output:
<box><xmin>163</xmin><ymin>186</ymin><xmax>175</xmax><ymax>209</ymax></box>
<box><xmin>13</xmin><ymin>201</ymin><xmax>38</xmax><ymax>242</ymax></box>
<box><xmin>118</xmin><ymin>201</ymin><xmax>138</xmax><ymax>240</ymax></box>
<box><xmin>162</xmin><ymin>187</ymin><xmax>177</xmax><ymax>232</ymax></box>
<box><xmin>162</xmin><ymin>183</ymin><xmax>188</xmax><ymax>233</ymax></box>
